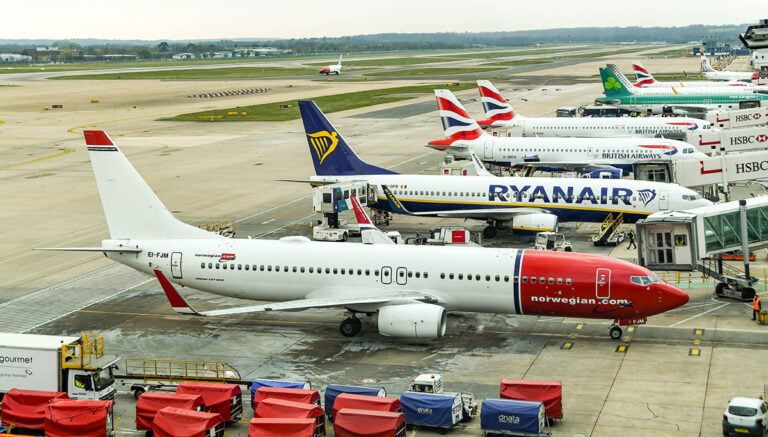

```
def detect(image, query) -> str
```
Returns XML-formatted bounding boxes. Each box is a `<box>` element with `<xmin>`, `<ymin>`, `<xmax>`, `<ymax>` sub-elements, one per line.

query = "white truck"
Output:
<box><xmin>312</xmin><ymin>182</ymin><xmax>371</xmax><ymax>242</ymax></box>
<box><xmin>0</xmin><ymin>333</ymin><xmax>119</xmax><ymax>401</ymax></box>
<box><xmin>402</xmin><ymin>373</ymin><xmax>478</xmax><ymax>426</ymax></box>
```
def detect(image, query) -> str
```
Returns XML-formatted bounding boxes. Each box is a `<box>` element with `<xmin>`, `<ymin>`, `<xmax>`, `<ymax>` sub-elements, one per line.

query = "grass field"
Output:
<box><xmin>441</xmin><ymin>46</ymin><xmax>595</xmax><ymax>59</ymax></box>
<box><xmin>483</xmin><ymin>59</ymin><xmax>553</xmax><ymax>67</ymax></box>
<box><xmin>363</xmin><ymin>67</ymin><xmax>502</xmax><ymax>77</ymax></box>
<box><xmin>54</xmin><ymin>66</ymin><xmax>319</xmax><ymax>80</ymax></box>
<box><xmin>162</xmin><ymin>83</ymin><xmax>475</xmax><ymax>122</ymax></box>
<box><xmin>308</xmin><ymin>57</ymin><xmax>464</xmax><ymax>67</ymax></box>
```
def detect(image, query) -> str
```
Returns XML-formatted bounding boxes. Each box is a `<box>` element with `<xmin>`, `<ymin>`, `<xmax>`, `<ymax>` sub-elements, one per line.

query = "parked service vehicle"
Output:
<box><xmin>118</xmin><ymin>358</ymin><xmax>240</xmax><ymax>399</ymax></box>
<box><xmin>534</xmin><ymin>232</ymin><xmax>572</xmax><ymax>252</ymax></box>
<box><xmin>0</xmin><ymin>333</ymin><xmax>118</xmax><ymax>401</ymax></box>
<box><xmin>480</xmin><ymin>398</ymin><xmax>550</xmax><ymax>436</ymax></box>
<box><xmin>400</xmin><ymin>373</ymin><xmax>477</xmax><ymax>430</ymax></box>
<box><xmin>324</xmin><ymin>383</ymin><xmax>386</xmax><ymax>419</ymax></box>
<box><xmin>723</xmin><ymin>396</ymin><xmax>768</xmax><ymax>436</ymax></box>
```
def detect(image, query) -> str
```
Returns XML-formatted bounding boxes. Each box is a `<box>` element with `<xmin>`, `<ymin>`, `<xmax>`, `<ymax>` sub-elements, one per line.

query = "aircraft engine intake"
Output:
<box><xmin>497</xmin><ymin>214</ymin><xmax>558</xmax><ymax>235</ymax></box>
<box><xmin>377</xmin><ymin>303</ymin><xmax>447</xmax><ymax>338</ymax></box>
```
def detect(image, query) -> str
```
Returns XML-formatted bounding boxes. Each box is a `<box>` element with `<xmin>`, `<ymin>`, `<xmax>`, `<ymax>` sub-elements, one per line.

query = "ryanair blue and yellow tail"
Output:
<box><xmin>299</xmin><ymin>100</ymin><xmax>396</xmax><ymax>176</ymax></box>
<box><xmin>599</xmin><ymin>67</ymin><xmax>634</xmax><ymax>98</ymax></box>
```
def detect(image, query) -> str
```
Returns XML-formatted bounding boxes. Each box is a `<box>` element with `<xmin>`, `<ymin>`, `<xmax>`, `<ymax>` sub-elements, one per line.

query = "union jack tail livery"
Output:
<box><xmin>430</xmin><ymin>89</ymin><xmax>485</xmax><ymax>149</ymax></box>
<box><xmin>476</xmin><ymin>80</ymin><xmax>516</xmax><ymax>126</ymax></box>
<box><xmin>299</xmin><ymin>100</ymin><xmax>396</xmax><ymax>177</ymax></box>
<box><xmin>632</xmin><ymin>62</ymin><xmax>657</xmax><ymax>87</ymax></box>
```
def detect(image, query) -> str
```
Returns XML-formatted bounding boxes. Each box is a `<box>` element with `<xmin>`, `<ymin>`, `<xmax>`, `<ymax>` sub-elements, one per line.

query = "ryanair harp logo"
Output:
<box><xmin>307</xmin><ymin>130</ymin><xmax>339</xmax><ymax>165</ymax></box>
<box><xmin>637</xmin><ymin>189</ymin><xmax>657</xmax><ymax>207</ymax></box>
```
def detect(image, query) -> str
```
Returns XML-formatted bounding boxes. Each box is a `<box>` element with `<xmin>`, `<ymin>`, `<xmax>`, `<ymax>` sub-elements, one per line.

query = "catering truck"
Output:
<box><xmin>0</xmin><ymin>333</ymin><xmax>119</xmax><ymax>401</ymax></box>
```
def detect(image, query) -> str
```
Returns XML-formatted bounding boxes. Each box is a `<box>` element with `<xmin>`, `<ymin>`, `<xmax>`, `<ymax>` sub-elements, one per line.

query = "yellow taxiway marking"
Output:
<box><xmin>689</xmin><ymin>348</ymin><xmax>701</xmax><ymax>356</ymax></box>
<box><xmin>561</xmin><ymin>342</ymin><xmax>573</xmax><ymax>350</ymax></box>
<box><xmin>0</xmin><ymin>147</ymin><xmax>74</xmax><ymax>170</ymax></box>
<box><xmin>67</xmin><ymin>112</ymin><xmax>179</xmax><ymax>135</ymax></box>
<box><xmin>616</xmin><ymin>345</ymin><xmax>628</xmax><ymax>353</ymax></box>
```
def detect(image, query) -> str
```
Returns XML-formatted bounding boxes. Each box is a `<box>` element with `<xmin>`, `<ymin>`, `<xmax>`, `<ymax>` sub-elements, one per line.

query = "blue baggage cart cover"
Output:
<box><xmin>481</xmin><ymin>398</ymin><xmax>544</xmax><ymax>434</ymax></box>
<box><xmin>400</xmin><ymin>391</ymin><xmax>456</xmax><ymax>427</ymax></box>
<box><xmin>324</xmin><ymin>383</ymin><xmax>386</xmax><ymax>417</ymax></box>
<box><xmin>250</xmin><ymin>379</ymin><xmax>309</xmax><ymax>401</ymax></box>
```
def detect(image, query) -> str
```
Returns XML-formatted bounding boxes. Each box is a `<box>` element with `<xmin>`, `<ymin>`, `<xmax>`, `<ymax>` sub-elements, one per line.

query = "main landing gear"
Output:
<box><xmin>483</xmin><ymin>221</ymin><xmax>498</xmax><ymax>239</ymax></box>
<box><xmin>609</xmin><ymin>325</ymin><xmax>623</xmax><ymax>340</ymax></box>
<box><xmin>340</xmin><ymin>315</ymin><xmax>363</xmax><ymax>337</ymax></box>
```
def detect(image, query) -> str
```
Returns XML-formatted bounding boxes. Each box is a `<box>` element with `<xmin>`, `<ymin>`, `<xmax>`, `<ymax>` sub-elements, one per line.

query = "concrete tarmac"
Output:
<box><xmin>1</xmin><ymin>48</ymin><xmax>766</xmax><ymax>436</ymax></box>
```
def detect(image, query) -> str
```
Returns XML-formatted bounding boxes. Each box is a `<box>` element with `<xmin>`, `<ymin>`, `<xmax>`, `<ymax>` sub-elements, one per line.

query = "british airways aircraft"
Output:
<box><xmin>42</xmin><ymin>130</ymin><xmax>689</xmax><ymax>340</ymax></box>
<box><xmin>700</xmin><ymin>55</ymin><xmax>758</xmax><ymax>82</ymax></box>
<box><xmin>300</xmin><ymin>100</ymin><xmax>712</xmax><ymax>239</ymax></box>
<box><xmin>631</xmin><ymin>61</ymin><xmax>756</xmax><ymax>89</ymax></box>
<box><xmin>430</xmin><ymin>89</ymin><xmax>707</xmax><ymax>173</ymax></box>
<box><xmin>476</xmin><ymin>80</ymin><xmax>712</xmax><ymax>137</ymax></box>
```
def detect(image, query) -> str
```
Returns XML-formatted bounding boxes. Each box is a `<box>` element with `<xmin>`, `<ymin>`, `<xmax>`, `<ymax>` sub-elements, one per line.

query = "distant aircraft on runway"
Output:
<box><xmin>700</xmin><ymin>55</ymin><xmax>757</xmax><ymax>82</ymax></box>
<box><xmin>475</xmin><ymin>80</ymin><xmax>712</xmax><ymax>137</ymax></box>
<box><xmin>39</xmin><ymin>130</ymin><xmax>689</xmax><ymax>340</ymax></box>
<box><xmin>632</xmin><ymin>61</ymin><xmax>757</xmax><ymax>89</ymax></box>
<box><xmin>595</xmin><ymin>66</ymin><xmax>768</xmax><ymax>115</ymax></box>
<box><xmin>299</xmin><ymin>100</ymin><xmax>711</xmax><ymax>239</ymax></box>
<box><xmin>319</xmin><ymin>55</ymin><xmax>343</xmax><ymax>75</ymax></box>
<box><xmin>430</xmin><ymin>89</ymin><xmax>707</xmax><ymax>174</ymax></box>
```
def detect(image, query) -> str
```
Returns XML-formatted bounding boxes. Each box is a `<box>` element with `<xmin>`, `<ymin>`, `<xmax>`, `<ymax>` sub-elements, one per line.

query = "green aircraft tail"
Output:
<box><xmin>599</xmin><ymin>67</ymin><xmax>632</xmax><ymax>98</ymax></box>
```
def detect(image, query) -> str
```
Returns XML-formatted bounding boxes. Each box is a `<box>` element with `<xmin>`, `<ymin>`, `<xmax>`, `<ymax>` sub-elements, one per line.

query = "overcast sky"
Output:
<box><xmin>3</xmin><ymin>0</ymin><xmax>763</xmax><ymax>40</ymax></box>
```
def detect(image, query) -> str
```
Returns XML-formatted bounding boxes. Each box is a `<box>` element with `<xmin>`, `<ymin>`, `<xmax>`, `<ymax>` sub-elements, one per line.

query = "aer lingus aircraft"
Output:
<box><xmin>40</xmin><ymin>130</ymin><xmax>689</xmax><ymax>340</ymax></box>
<box><xmin>476</xmin><ymin>80</ymin><xmax>712</xmax><ymax>137</ymax></box>
<box><xmin>595</xmin><ymin>66</ymin><xmax>768</xmax><ymax>115</ymax></box>
<box><xmin>430</xmin><ymin>89</ymin><xmax>706</xmax><ymax>174</ymax></box>
<box><xmin>300</xmin><ymin>100</ymin><xmax>712</xmax><ymax>239</ymax></box>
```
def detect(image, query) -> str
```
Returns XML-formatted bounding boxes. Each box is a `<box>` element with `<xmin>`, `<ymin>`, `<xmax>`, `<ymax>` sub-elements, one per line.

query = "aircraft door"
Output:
<box><xmin>171</xmin><ymin>252</ymin><xmax>183</xmax><ymax>279</ymax></box>
<box><xmin>659</xmin><ymin>190</ymin><xmax>669</xmax><ymax>210</ymax></box>
<box><xmin>381</xmin><ymin>266</ymin><xmax>392</xmax><ymax>284</ymax></box>
<box><xmin>596</xmin><ymin>268</ymin><xmax>610</xmax><ymax>299</ymax></box>
<box><xmin>483</xmin><ymin>140</ymin><xmax>493</xmax><ymax>159</ymax></box>
<box><xmin>396</xmin><ymin>267</ymin><xmax>407</xmax><ymax>285</ymax></box>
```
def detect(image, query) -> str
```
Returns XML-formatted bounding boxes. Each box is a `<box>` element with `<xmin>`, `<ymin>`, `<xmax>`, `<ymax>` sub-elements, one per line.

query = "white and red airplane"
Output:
<box><xmin>319</xmin><ymin>55</ymin><xmax>343</xmax><ymax>75</ymax></box>
<box><xmin>632</xmin><ymin>61</ymin><xmax>756</xmax><ymax>88</ymax></box>
<box><xmin>475</xmin><ymin>80</ymin><xmax>712</xmax><ymax>137</ymax></box>
<box><xmin>700</xmin><ymin>55</ymin><xmax>758</xmax><ymax>82</ymax></box>
<box><xmin>41</xmin><ymin>130</ymin><xmax>689</xmax><ymax>340</ymax></box>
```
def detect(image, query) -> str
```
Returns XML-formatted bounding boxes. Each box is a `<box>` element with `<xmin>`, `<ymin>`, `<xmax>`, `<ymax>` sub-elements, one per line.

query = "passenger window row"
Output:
<box><xmin>521</xmin><ymin>276</ymin><xmax>572</xmax><ymax>285</ymax></box>
<box><xmin>199</xmin><ymin>263</ymin><xmax>429</xmax><ymax>279</ymax></box>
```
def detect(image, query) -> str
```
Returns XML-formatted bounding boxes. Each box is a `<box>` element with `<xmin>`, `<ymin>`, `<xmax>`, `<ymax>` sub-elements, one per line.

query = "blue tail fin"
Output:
<box><xmin>299</xmin><ymin>100</ymin><xmax>396</xmax><ymax>176</ymax></box>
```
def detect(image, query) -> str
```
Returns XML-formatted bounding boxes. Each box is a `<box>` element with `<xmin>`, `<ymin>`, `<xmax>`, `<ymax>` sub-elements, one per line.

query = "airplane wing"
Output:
<box><xmin>519</xmin><ymin>162</ymin><xmax>618</xmax><ymax>172</ymax></box>
<box><xmin>155</xmin><ymin>270</ymin><xmax>435</xmax><ymax>317</ymax></box>
<box><xmin>468</xmin><ymin>150</ymin><xmax>494</xmax><ymax>176</ymax></box>
<box><xmin>35</xmin><ymin>246</ymin><xmax>142</xmax><ymax>253</ymax></box>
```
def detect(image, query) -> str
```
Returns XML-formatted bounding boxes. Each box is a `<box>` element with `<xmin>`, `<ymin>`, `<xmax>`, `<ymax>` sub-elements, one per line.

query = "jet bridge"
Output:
<box><xmin>635</xmin><ymin>196</ymin><xmax>768</xmax><ymax>299</ymax></box>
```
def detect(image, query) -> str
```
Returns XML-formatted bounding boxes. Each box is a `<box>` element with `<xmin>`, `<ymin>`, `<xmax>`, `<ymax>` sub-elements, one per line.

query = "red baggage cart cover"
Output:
<box><xmin>152</xmin><ymin>406</ymin><xmax>223</xmax><ymax>437</ymax></box>
<box><xmin>248</xmin><ymin>417</ymin><xmax>316</xmax><ymax>437</ymax></box>
<box><xmin>332</xmin><ymin>393</ymin><xmax>401</xmax><ymax>421</ymax></box>
<box><xmin>44</xmin><ymin>399</ymin><xmax>113</xmax><ymax>437</ymax></box>
<box><xmin>1</xmin><ymin>389</ymin><xmax>68</xmax><ymax>429</ymax></box>
<box><xmin>334</xmin><ymin>408</ymin><xmax>405</xmax><ymax>437</ymax></box>
<box><xmin>255</xmin><ymin>398</ymin><xmax>324</xmax><ymax>419</ymax></box>
<box><xmin>500</xmin><ymin>379</ymin><xmax>562</xmax><ymax>419</ymax></box>
<box><xmin>252</xmin><ymin>386</ymin><xmax>320</xmax><ymax>409</ymax></box>
<box><xmin>136</xmin><ymin>392</ymin><xmax>205</xmax><ymax>430</ymax></box>
<box><xmin>177</xmin><ymin>381</ymin><xmax>241</xmax><ymax>421</ymax></box>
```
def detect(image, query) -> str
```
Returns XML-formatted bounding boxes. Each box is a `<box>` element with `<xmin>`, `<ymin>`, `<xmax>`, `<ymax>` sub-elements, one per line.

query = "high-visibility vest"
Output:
<box><xmin>754</xmin><ymin>297</ymin><xmax>761</xmax><ymax>310</ymax></box>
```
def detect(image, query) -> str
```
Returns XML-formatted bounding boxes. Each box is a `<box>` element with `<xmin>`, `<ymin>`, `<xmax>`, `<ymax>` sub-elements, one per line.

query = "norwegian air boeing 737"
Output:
<box><xmin>430</xmin><ymin>89</ymin><xmax>707</xmax><ymax>174</ymax></box>
<box><xmin>300</xmin><ymin>100</ymin><xmax>712</xmax><ymax>239</ymax></box>
<box><xmin>319</xmin><ymin>55</ymin><xmax>343</xmax><ymax>75</ymax></box>
<box><xmin>700</xmin><ymin>55</ymin><xmax>757</xmax><ymax>82</ymax></box>
<box><xmin>41</xmin><ymin>130</ymin><xmax>689</xmax><ymax>340</ymax></box>
<box><xmin>476</xmin><ymin>80</ymin><xmax>712</xmax><ymax>137</ymax></box>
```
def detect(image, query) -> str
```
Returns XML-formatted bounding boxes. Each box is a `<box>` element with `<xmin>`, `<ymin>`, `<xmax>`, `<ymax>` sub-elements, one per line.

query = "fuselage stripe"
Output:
<box><xmin>513</xmin><ymin>250</ymin><xmax>524</xmax><ymax>315</ymax></box>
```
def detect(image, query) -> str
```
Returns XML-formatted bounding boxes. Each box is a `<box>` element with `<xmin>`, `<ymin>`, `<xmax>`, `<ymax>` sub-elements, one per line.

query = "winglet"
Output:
<box><xmin>350</xmin><ymin>195</ymin><xmax>396</xmax><ymax>245</ymax></box>
<box><xmin>154</xmin><ymin>270</ymin><xmax>202</xmax><ymax>316</ymax></box>
<box><xmin>380</xmin><ymin>185</ymin><xmax>411</xmax><ymax>214</ymax></box>
<box><xmin>350</xmin><ymin>195</ymin><xmax>375</xmax><ymax>231</ymax></box>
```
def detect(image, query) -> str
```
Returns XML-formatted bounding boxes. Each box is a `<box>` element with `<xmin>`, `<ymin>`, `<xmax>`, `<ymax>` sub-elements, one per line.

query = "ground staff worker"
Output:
<box><xmin>753</xmin><ymin>295</ymin><xmax>762</xmax><ymax>321</ymax></box>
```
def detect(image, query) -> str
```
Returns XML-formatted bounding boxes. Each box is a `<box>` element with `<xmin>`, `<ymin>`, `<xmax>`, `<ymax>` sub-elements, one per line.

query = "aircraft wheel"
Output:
<box><xmin>483</xmin><ymin>226</ymin><xmax>498</xmax><ymax>239</ymax></box>
<box><xmin>715</xmin><ymin>282</ymin><xmax>726</xmax><ymax>296</ymax></box>
<box><xmin>340</xmin><ymin>317</ymin><xmax>362</xmax><ymax>337</ymax></box>
<box><xmin>341</xmin><ymin>232</ymin><xmax>348</xmax><ymax>242</ymax></box>
<box><xmin>742</xmin><ymin>287</ymin><xmax>756</xmax><ymax>300</ymax></box>
<box><xmin>609</xmin><ymin>326</ymin><xmax>622</xmax><ymax>340</ymax></box>
<box><xmin>335</xmin><ymin>71</ymin><xmax>339</xmax><ymax>75</ymax></box>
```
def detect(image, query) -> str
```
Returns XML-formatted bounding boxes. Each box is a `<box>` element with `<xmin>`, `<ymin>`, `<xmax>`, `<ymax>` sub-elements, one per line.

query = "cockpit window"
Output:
<box><xmin>630</xmin><ymin>274</ymin><xmax>662</xmax><ymax>286</ymax></box>
<box><xmin>682</xmin><ymin>194</ymin><xmax>702</xmax><ymax>201</ymax></box>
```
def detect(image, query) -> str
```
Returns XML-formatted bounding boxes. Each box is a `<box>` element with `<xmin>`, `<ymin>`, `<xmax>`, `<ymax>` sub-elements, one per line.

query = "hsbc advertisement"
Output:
<box><xmin>674</xmin><ymin>150</ymin><xmax>768</xmax><ymax>187</ymax></box>
<box><xmin>692</xmin><ymin>126</ymin><xmax>768</xmax><ymax>153</ymax></box>
<box><xmin>706</xmin><ymin>108</ymin><xmax>768</xmax><ymax>129</ymax></box>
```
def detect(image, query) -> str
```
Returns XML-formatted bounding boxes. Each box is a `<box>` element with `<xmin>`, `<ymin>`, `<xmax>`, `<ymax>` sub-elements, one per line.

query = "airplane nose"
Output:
<box><xmin>663</xmin><ymin>283</ymin><xmax>689</xmax><ymax>310</ymax></box>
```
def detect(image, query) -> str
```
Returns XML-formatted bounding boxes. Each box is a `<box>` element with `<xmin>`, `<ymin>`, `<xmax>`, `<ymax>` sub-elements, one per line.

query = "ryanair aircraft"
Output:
<box><xmin>430</xmin><ymin>89</ymin><xmax>707</xmax><ymax>173</ymax></box>
<box><xmin>300</xmin><ymin>101</ymin><xmax>712</xmax><ymax>238</ymax></box>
